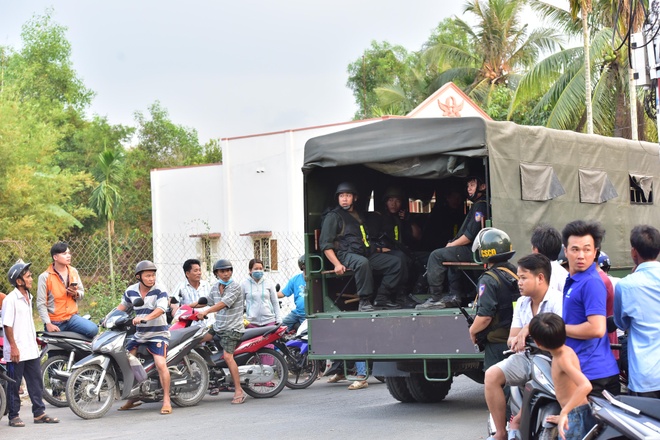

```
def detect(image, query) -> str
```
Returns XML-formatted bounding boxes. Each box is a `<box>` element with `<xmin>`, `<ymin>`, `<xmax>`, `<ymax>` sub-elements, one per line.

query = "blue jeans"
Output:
<box><xmin>50</xmin><ymin>313</ymin><xmax>99</xmax><ymax>338</ymax></box>
<box><xmin>564</xmin><ymin>404</ymin><xmax>597</xmax><ymax>440</ymax></box>
<box><xmin>281</xmin><ymin>312</ymin><xmax>306</xmax><ymax>332</ymax></box>
<box><xmin>355</xmin><ymin>361</ymin><xmax>367</xmax><ymax>377</ymax></box>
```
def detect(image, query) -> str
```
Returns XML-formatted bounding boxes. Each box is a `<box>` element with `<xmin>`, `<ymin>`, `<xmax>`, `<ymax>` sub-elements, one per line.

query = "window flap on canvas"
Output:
<box><xmin>630</xmin><ymin>173</ymin><xmax>653</xmax><ymax>200</ymax></box>
<box><xmin>519</xmin><ymin>162</ymin><xmax>566</xmax><ymax>201</ymax></box>
<box><xmin>578</xmin><ymin>169</ymin><xmax>618</xmax><ymax>204</ymax></box>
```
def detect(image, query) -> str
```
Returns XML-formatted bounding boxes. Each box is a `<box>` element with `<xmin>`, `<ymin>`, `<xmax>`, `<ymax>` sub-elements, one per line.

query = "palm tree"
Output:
<box><xmin>512</xmin><ymin>0</ymin><xmax>650</xmax><ymax>137</ymax></box>
<box><xmin>570</xmin><ymin>0</ymin><xmax>595</xmax><ymax>133</ymax></box>
<box><xmin>424</xmin><ymin>0</ymin><xmax>562</xmax><ymax>109</ymax></box>
<box><xmin>89</xmin><ymin>149</ymin><xmax>124</xmax><ymax>291</ymax></box>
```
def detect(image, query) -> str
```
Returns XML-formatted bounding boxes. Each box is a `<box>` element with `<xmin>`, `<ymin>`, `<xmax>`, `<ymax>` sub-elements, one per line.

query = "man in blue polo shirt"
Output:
<box><xmin>561</xmin><ymin>220</ymin><xmax>619</xmax><ymax>396</ymax></box>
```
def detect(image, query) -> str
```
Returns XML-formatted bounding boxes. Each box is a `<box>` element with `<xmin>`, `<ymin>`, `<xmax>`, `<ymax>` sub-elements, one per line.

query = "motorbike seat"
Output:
<box><xmin>619</xmin><ymin>395</ymin><xmax>660</xmax><ymax>420</ymax></box>
<box><xmin>41</xmin><ymin>331</ymin><xmax>94</xmax><ymax>342</ymax></box>
<box><xmin>241</xmin><ymin>325</ymin><xmax>278</xmax><ymax>342</ymax></box>
<box><xmin>169</xmin><ymin>327</ymin><xmax>200</xmax><ymax>349</ymax></box>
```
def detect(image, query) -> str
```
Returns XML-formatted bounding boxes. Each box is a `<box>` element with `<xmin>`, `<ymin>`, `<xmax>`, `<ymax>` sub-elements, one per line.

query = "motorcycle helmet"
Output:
<box><xmin>135</xmin><ymin>260</ymin><xmax>157</xmax><ymax>276</ymax></box>
<box><xmin>298</xmin><ymin>255</ymin><xmax>306</xmax><ymax>271</ymax></box>
<box><xmin>8</xmin><ymin>260</ymin><xmax>32</xmax><ymax>287</ymax></box>
<box><xmin>557</xmin><ymin>246</ymin><xmax>568</xmax><ymax>268</ymax></box>
<box><xmin>598</xmin><ymin>251</ymin><xmax>611</xmax><ymax>272</ymax></box>
<box><xmin>335</xmin><ymin>182</ymin><xmax>358</xmax><ymax>198</ymax></box>
<box><xmin>472</xmin><ymin>228</ymin><xmax>515</xmax><ymax>264</ymax></box>
<box><xmin>213</xmin><ymin>259</ymin><xmax>233</xmax><ymax>273</ymax></box>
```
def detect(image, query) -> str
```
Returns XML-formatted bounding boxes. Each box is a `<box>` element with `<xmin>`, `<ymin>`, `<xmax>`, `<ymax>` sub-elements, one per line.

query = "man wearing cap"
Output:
<box><xmin>417</xmin><ymin>176</ymin><xmax>488</xmax><ymax>309</ymax></box>
<box><xmin>319</xmin><ymin>182</ymin><xmax>404</xmax><ymax>312</ymax></box>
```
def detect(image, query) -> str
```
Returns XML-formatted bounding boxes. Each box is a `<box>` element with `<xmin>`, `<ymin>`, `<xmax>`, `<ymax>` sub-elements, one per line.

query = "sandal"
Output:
<box><xmin>9</xmin><ymin>417</ymin><xmax>25</xmax><ymax>427</ymax></box>
<box><xmin>327</xmin><ymin>374</ymin><xmax>345</xmax><ymax>383</ymax></box>
<box><xmin>348</xmin><ymin>380</ymin><xmax>368</xmax><ymax>390</ymax></box>
<box><xmin>118</xmin><ymin>401</ymin><xmax>142</xmax><ymax>411</ymax></box>
<box><xmin>34</xmin><ymin>414</ymin><xmax>60</xmax><ymax>424</ymax></box>
<box><xmin>160</xmin><ymin>404</ymin><xmax>172</xmax><ymax>415</ymax></box>
<box><xmin>231</xmin><ymin>393</ymin><xmax>247</xmax><ymax>404</ymax></box>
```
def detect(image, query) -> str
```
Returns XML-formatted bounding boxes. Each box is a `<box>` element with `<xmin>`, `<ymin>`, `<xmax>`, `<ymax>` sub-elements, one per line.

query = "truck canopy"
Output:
<box><xmin>303</xmin><ymin>117</ymin><xmax>660</xmax><ymax>268</ymax></box>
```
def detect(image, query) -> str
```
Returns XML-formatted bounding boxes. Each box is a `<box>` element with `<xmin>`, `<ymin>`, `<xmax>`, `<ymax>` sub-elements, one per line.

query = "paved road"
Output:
<box><xmin>4</xmin><ymin>375</ymin><xmax>489</xmax><ymax>440</ymax></box>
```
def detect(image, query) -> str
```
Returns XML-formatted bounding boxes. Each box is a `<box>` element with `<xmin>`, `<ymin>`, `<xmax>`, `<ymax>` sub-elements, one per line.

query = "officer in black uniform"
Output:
<box><xmin>417</xmin><ymin>176</ymin><xmax>488</xmax><ymax>309</ymax></box>
<box><xmin>319</xmin><ymin>182</ymin><xmax>403</xmax><ymax>312</ymax></box>
<box><xmin>468</xmin><ymin>228</ymin><xmax>520</xmax><ymax>370</ymax></box>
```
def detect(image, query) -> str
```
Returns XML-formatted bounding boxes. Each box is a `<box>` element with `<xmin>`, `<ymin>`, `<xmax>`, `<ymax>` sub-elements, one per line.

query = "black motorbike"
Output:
<box><xmin>38</xmin><ymin>328</ymin><xmax>93</xmax><ymax>407</ymax></box>
<box><xmin>495</xmin><ymin>345</ymin><xmax>561</xmax><ymax>440</ymax></box>
<box><xmin>588</xmin><ymin>390</ymin><xmax>660</xmax><ymax>439</ymax></box>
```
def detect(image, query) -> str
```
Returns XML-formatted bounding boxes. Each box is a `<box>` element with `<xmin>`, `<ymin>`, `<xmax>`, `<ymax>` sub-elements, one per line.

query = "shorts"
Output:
<box><xmin>212</xmin><ymin>329</ymin><xmax>242</xmax><ymax>354</ymax></box>
<box><xmin>563</xmin><ymin>403</ymin><xmax>597</xmax><ymax>440</ymax></box>
<box><xmin>497</xmin><ymin>353</ymin><xmax>532</xmax><ymax>387</ymax></box>
<box><xmin>126</xmin><ymin>339</ymin><xmax>168</xmax><ymax>357</ymax></box>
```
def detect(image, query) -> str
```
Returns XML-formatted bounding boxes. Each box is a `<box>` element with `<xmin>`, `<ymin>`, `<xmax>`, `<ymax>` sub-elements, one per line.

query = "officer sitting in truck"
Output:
<box><xmin>319</xmin><ymin>182</ymin><xmax>404</xmax><ymax>312</ymax></box>
<box><xmin>417</xmin><ymin>176</ymin><xmax>488</xmax><ymax>309</ymax></box>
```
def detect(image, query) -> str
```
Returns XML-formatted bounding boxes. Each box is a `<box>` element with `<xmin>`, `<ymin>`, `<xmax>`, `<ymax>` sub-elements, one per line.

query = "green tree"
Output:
<box><xmin>424</xmin><ymin>0</ymin><xmax>562</xmax><ymax>109</ymax></box>
<box><xmin>89</xmin><ymin>149</ymin><xmax>124</xmax><ymax>290</ymax></box>
<box><xmin>346</xmin><ymin>41</ymin><xmax>413</xmax><ymax>118</ymax></box>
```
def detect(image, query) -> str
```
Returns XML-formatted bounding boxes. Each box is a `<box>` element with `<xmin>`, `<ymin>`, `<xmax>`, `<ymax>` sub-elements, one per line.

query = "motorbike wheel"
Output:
<box><xmin>405</xmin><ymin>373</ymin><xmax>453</xmax><ymax>403</ymax></box>
<box><xmin>42</xmin><ymin>354</ymin><xmax>70</xmax><ymax>407</ymax></box>
<box><xmin>284</xmin><ymin>347</ymin><xmax>319</xmax><ymax>390</ymax></box>
<box><xmin>66</xmin><ymin>365</ymin><xmax>116</xmax><ymax>420</ymax></box>
<box><xmin>385</xmin><ymin>376</ymin><xmax>416</xmax><ymax>403</ymax></box>
<box><xmin>242</xmin><ymin>348</ymin><xmax>288</xmax><ymax>398</ymax></box>
<box><xmin>0</xmin><ymin>381</ymin><xmax>6</xmax><ymax>421</ymax></box>
<box><xmin>539</xmin><ymin>426</ymin><xmax>558</xmax><ymax>440</ymax></box>
<box><xmin>171</xmin><ymin>352</ymin><xmax>210</xmax><ymax>407</ymax></box>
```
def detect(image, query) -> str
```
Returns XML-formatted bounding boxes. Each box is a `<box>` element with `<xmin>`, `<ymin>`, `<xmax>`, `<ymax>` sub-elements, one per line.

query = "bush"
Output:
<box><xmin>79</xmin><ymin>275</ymin><xmax>126</xmax><ymax>323</ymax></box>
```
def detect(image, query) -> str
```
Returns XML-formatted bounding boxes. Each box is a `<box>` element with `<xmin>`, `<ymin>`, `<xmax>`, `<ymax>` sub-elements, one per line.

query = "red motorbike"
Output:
<box><xmin>171</xmin><ymin>304</ymin><xmax>289</xmax><ymax>399</ymax></box>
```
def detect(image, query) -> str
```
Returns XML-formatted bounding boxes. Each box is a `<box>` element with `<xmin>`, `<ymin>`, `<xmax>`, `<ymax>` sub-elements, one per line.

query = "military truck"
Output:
<box><xmin>301</xmin><ymin>117</ymin><xmax>659</xmax><ymax>402</ymax></box>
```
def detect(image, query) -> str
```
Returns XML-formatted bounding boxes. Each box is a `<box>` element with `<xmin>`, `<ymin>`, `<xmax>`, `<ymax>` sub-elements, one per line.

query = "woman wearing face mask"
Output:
<box><xmin>240</xmin><ymin>259</ymin><xmax>281</xmax><ymax>328</ymax></box>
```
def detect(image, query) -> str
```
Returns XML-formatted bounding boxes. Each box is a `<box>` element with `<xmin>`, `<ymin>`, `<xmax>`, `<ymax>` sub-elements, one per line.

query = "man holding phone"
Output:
<box><xmin>36</xmin><ymin>241</ymin><xmax>98</xmax><ymax>338</ymax></box>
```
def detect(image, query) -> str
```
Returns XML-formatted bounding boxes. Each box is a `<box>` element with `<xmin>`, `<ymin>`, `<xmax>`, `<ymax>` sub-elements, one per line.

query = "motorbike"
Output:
<box><xmin>167</xmin><ymin>301</ymin><xmax>290</xmax><ymax>398</ymax></box>
<box><xmin>65</xmin><ymin>298</ymin><xmax>210</xmax><ymax>419</ymax></box>
<box><xmin>273</xmin><ymin>320</ymin><xmax>320</xmax><ymax>389</ymax></box>
<box><xmin>588</xmin><ymin>390</ymin><xmax>660</xmax><ymax>440</ymax></box>
<box><xmin>488</xmin><ymin>345</ymin><xmax>561</xmax><ymax>440</ymax></box>
<box><xmin>38</xmin><ymin>324</ymin><xmax>94</xmax><ymax>407</ymax></box>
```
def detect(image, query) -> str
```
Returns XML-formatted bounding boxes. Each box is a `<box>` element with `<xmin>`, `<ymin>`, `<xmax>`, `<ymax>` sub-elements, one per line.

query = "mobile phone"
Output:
<box><xmin>70</xmin><ymin>282</ymin><xmax>78</xmax><ymax>288</ymax></box>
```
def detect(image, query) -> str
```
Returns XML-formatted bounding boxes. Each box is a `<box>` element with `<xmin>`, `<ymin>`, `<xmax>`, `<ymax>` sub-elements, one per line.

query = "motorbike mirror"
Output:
<box><xmin>198</xmin><ymin>296</ymin><xmax>208</xmax><ymax>305</ymax></box>
<box><xmin>170</xmin><ymin>297</ymin><xmax>179</xmax><ymax>305</ymax></box>
<box><xmin>275</xmin><ymin>283</ymin><xmax>280</xmax><ymax>292</ymax></box>
<box><xmin>133</xmin><ymin>298</ymin><xmax>145</xmax><ymax>307</ymax></box>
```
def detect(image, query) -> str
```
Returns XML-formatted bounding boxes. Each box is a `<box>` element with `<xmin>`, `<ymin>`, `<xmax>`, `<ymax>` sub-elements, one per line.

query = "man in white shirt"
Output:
<box><xmin>3</xmin><ymin>261</ymin><xmax>59</xmax><ymax>427</ymax></box>
<box><xmin>531</xmin><ymin>224</ymin><xmax>568</xmax><ymax>293</ymax></box>
<box><xmin>483</xmin><ymin>253</ymin><xmax>563</xmax><ymax>440</ymax></box>
<box><xmin>169</xmin><ymin>259</ymin><xmax>211</xmax><ymax>325</ymax></box>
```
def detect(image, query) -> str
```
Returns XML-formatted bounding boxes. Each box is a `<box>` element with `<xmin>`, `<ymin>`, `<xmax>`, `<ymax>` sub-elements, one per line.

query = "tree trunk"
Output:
<box><xmin>582</xmin><ymin>7</ymin><xmax>593</xmax><ymax>134</ymax></box>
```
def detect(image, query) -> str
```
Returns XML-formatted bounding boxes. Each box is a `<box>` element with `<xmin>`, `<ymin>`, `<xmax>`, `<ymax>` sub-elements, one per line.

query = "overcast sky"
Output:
<box><xmin>1</xmin><ymin>1</ymin><xmax>551</xmax><ymax>142</ymax></box>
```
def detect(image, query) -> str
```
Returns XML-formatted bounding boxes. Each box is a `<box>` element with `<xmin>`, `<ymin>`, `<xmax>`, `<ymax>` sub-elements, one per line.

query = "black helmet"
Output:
<box><xmin>466</xmin><ymin>175</ymin><xmax>485</xmax><ymax>187</ymax></box>
<box><xmin>598</xmin><ymin>251</ymin><xmax>611</xmax><ymax>272</ymax></box>
<box><xmin>557</xmin><ymin>246</ymin><xmax>567</xmax><ymax>267</ymax></box>
<box><xmin>335</xmin><ymin>182</ymin><xmax>358</xmax><ymax>198</ymax></box>
<box><xmin>472</xmin><ymin>228</ymin><xmax>515</xmax><ymax>264</ymax></box>
<box><xmin>298</xmin><ymin>255</ymin><xmax>306</xmax><ymax>271</ymax></box>
<box><xmin>135</xmin><ymin>260</ymin><xmax>157</xmax><ymax>276</ymax></box>
<box><xmin>383</xmin><ymin>186</ymin><xmax>405</xmax><ymax>202</ymax></box>
<box><xmin>8</xmin><ymin>261</ymin><xmax>31</xmax><ymax>287</ymax></box>
<box><xmin>213</xmin><ymin>259</ymin><xmax>233</xmax><ymax>273</ymax></box>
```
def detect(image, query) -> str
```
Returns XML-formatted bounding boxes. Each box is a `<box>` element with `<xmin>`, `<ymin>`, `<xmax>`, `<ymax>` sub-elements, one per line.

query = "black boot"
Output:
<box><xmin>373</xmin><ymin>294</ymin><xmax>401</xmax><ymax>309</ymax></box>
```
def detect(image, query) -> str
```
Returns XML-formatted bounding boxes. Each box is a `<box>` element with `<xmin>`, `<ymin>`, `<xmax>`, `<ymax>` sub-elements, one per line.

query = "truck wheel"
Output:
<box><xmin>405</xmin><ymin>373</ymin><xmax>453</xmax><ymax>403</ymax></box>
<box><xmin>385</xmin><ymin>377</ymin><xmax>416</xmax><ymax>403</ymax></box>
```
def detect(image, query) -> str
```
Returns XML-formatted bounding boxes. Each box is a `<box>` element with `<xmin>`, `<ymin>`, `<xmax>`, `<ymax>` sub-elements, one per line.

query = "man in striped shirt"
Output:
<box><xmin>117</xmin><ymin>260</ymin><xmax>172</xmax><ymax>414</ymax></box>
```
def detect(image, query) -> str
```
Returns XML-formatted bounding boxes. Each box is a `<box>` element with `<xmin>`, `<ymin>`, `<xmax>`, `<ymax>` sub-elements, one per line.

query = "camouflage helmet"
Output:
<box><xmin>472</xmin><ymin>228</ymin><xmax>515</xmax><ymax>264</ymax></box>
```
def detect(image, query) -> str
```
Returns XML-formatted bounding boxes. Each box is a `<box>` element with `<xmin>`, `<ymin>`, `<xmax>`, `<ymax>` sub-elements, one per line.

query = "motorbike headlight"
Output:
<box><xmin>532</xmin><ymin>364</ymin><xmax>555</xmax><ymax>394</ymax></box>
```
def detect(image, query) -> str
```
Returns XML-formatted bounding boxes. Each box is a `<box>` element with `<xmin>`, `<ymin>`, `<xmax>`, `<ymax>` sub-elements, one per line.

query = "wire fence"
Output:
<box><xmin>0</xmin><ymin>232</ymin><xmax>305</xmax><ymax>321</ymax></box>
